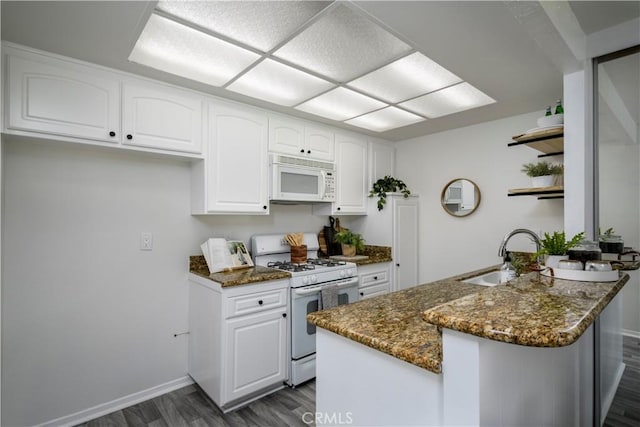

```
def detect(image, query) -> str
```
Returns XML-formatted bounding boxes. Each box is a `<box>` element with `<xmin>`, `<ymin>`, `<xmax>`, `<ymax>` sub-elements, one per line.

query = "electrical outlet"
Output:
<box><xmin>140</xmin><ymin>232</ymin><xmax>153</xmax><ymax>251</ymax></box>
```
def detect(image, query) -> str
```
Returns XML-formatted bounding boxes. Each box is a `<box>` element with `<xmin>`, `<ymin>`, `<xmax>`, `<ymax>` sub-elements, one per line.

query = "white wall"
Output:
<box><xmin>1</xmin><ymin>137</ymin><xmax>332</xmax><ymax>426</ymax></box>
<box><xmin>396</xmin><ymin>111</ymin><xmax>564</xmax><ymax>283</ymax></box>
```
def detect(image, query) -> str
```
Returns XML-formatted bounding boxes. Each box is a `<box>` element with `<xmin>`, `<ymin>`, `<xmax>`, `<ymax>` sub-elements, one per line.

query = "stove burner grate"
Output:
<box><xmin>268</xmin><ymin>261</ymin><xmax>316</xmax><ymax>272</ymax></box>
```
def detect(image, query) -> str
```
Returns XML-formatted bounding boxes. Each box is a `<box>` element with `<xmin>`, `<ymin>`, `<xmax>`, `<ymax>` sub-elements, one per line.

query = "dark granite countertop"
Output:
<box><xmin>189</xmin><ymin>255</ymin><xmax>290</xmax><ymax>287</ymax></box>
<box><xmin>307</xmin><ymin>264</ymin><xmax>629</xmax><ymax>373</ymax></box>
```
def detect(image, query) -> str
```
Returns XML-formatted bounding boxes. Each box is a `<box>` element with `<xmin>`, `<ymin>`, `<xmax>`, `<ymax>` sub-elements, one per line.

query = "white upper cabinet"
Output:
<box><xmin>6</xmin><ymin>50</ymin><xmax>120</xmax><ymax>143</ymax></box>
<box><xmin>369</xmin><ymin>141</ymin><xmax>395</xmax><ymax>185</ymax></box>
<box><xmin>315</xmin><ymin>133</ymin><xmax>368</xmax><ymax>215</ymax></box>
<box><xmin>269</xmin><ymin>116</ymin><xmax>334</xmax><ymax>161</ymax></box>
<box><xmin>197</xmin><ymin>102</ymin><xmax>269</xmax><ymax>214</ymax></box>
<box><xmin>122</xmin><ymin>82</ymin><xmax>203</xmax><ymax>154</ymax></box>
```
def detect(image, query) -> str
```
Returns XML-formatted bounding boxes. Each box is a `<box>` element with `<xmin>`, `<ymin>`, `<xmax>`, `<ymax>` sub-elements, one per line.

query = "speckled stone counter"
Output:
<box><xmin>355</xmin><ymin>245</ymin><xmax>392</xmax><ymax>265</ymax></box>
<box><xmin>306</xmin><ymin>279</ymin><xmax>484</xmax><ymax>373</ymax></box>
<box><xmin>189</xmin><ymin>255</ymin><xmax>290</xmax><ymax>287</ymax></box>
<box><xmin>307</xmin><ymin>264</ymin><xmax>629</xmax><ymax>373</ymax></box>
<box><xmin>424</xmin><ymin>270</ymin><xmax>629</xmax><ymax>347</ymax></box>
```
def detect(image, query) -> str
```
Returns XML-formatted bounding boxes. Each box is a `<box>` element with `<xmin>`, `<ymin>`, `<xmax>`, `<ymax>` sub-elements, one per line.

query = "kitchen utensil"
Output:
<box><xmin>290</xmin><ymin>244</ymin><xmax>308</xmax><ymax>263</ymax></box>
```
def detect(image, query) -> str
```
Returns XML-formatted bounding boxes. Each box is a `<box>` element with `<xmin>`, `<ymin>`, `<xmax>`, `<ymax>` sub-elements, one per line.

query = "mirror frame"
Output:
<box><xmin>440</xmin><ymin>178</ymin><xmax>481</xmax><ymax>217</ymax></box>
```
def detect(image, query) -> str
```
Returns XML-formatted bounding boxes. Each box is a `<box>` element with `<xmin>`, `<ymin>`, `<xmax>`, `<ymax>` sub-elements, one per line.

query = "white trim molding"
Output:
<box><xmin>34</xmin><ymin>376</ymin><xmax>194</xmax><ymax>427</ymax></box>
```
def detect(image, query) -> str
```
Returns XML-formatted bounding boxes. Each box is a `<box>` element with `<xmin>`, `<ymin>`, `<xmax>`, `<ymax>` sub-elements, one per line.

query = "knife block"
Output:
<box><xmin>290</xmin><ymin>245</ymin><xmax>307</xmax><ymax>264</ymax></box>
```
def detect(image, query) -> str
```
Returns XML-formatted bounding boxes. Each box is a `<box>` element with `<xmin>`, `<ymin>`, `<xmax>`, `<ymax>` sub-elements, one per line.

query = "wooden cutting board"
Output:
<box><xmin>330</xmin><ymin>255</ymin><xmax>369</xmax><ymax>261</ymax></box>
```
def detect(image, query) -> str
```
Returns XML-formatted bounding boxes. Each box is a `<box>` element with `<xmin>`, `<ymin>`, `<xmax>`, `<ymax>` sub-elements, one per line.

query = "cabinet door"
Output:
<box><xmin>122</xmin><ymin>82</ymin><xmax>203</xmax><ymax>153</ymax></box>
<box><xmin>7</xmin><ymin>53</ymin><xmax>120</xmax><ymax>143</ymax></box>
<box><xmin>369</xmin><ymin>142</ymin><xmax>395</xmax><ymax>185</ymax></box>
<box><xmin>268</xmin><ymin>117</ymin><xmax>304</xmax><ymax>156</ymax></box>
<box><xmin>334</xmin><ymin>134</ymin><xmax>368</xmax><ymax>214</ymax></box>
<box><xmin>224</xmin><ymin>310</ymin><xmax>287</xmax><ymax>403</ymax></box>
<box><xmin>394</xmin><ymin>198</ymin><xmax>419</xmax><ymax>290</ymax></box>
<box><xmin>207</xmin><ymin>104</ymin><xmax>269</xmax><ymax>214</ymax></box>
<box><xmin>305</xmin><ymin>126</ymin><xmax>335</xmax><ymax>161</ymax></box>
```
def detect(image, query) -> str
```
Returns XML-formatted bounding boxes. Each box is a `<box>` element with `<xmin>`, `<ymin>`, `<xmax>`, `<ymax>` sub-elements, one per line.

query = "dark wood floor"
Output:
<box><xmin>80</xmin><ymin>336</ymin><xmax>639</xmax><ymax>427</ymax></box>
<box><xmin>604</xmin><ymin>335</ymin><xmax>640</xmax><ymax>427</ymax></box>
<box><xmin>76</xmin><ymin>381</ymin><xmax>316</xmax><ymax>427</ymax></box>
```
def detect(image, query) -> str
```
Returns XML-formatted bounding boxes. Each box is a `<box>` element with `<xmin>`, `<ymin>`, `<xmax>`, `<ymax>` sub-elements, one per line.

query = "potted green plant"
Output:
<box><xmin>333</xmin><ymin>230</ymin><xmax>365</xmax><ymax>257</ymax></box>
<box><xmin>369</xmin><ymin>176</ymin><xmax>411</xmax><ymax>211</ymax></box>
<box><xmin>535</xmin><ymin>230</ymin><xmax>584</xmax><ymax>267</ymax></box>
<box><xmin>521</xmin><ymin>161</ymin><xmax>563</xmax><ymax>188</ymax></box>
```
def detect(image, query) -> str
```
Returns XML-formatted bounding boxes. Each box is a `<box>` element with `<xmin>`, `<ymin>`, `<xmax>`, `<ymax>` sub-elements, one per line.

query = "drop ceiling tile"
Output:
<box><xmin>295</xmin><ymin>87</ymin><xmax>387</xmax><ymax>121</ymax></box>
<box><xmin>345</xmin><ymin>107</ymin><xmax>425</xmax><ymax>132</ymax></box>
<box><xmin>129</xmin><ymin>13</ymin><xmax>259</xmax><ymax>87</ymax></box>
<box><xmin>274</xmin><ymin>3</ymin><xmax>412</xmax><ymax>82</ymax></box>
<box><xmin>348</xmin><ymin>52</ymin><xmax>463</xmax><ymax>103</ymax></box>
<box><xmin>227</xmin><ymin>59</ymin><xmax>334</xmax><ymax>107</ymax></box>
<box><xmin>399</xmin><ymin>82</ymin><xmax>496</xmax><ymax>118</ymax></box>
<box><xmin>157</xmin><ymin>1</ymin><xmax>331</xmax><ymax>52</ymax></box>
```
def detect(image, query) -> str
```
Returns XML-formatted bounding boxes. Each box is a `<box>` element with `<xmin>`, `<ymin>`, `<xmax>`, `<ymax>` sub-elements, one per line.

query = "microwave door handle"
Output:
<box><xmin>320</xmin><ymin>171</ymin><xmax>326</xmax><ymax>200</ymax></box>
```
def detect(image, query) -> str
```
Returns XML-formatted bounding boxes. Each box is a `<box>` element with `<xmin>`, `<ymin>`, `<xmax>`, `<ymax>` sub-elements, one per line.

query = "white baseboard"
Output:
<box><xmin>622</xmin><ymin>329</ymin><xmax>640</xmax><ymax>339</ymax></box>
<box><xmin>35</xmin><ymin>376</ymin><xmax>194</xmax><ymax>427</ymax></box>
<box><xmin>600</xmin><ymin>363</ymin><xmax>626</xmax><ymax>426</ymax></box>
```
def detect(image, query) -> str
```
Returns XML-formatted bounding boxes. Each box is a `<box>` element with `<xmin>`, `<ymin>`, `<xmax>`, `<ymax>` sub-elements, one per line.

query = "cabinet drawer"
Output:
<box><xmin>358</xmin><ymin>283</ymin><xmax>389</xmax><ymax>300</ymax></box>
<box><xmin>226</xmin><ymin>288</ymin><xmax>287</xmax><ymax>318</ymax></box>
<box><xmin>360</xmin><ymin>269</ymin><xmax>388</xmax><ymax>286</ymax></box>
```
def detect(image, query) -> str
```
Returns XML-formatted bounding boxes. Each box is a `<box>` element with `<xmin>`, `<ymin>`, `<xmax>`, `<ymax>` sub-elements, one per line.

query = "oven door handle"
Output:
<box><xmin>293</xmin><ymin>277</ymin><xmax>359</xmax><ymax>296</ymax></box>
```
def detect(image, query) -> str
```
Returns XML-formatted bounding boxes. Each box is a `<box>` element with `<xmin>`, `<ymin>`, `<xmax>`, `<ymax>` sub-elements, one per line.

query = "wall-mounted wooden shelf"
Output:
<box><xmin>508</xmin><ymin>186</ymin><xmax>564</xmax><ymax>199</ymax></box>
<box><xmin>509</xmin><ymin>127</ymin><xmax>563</xmax><ymax>157</ymax></box>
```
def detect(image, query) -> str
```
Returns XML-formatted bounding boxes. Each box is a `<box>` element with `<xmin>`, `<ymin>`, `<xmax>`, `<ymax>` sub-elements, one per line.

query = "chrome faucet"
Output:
<box><xmin>498</xmin><ymin>228</ymin><xmax>542</xmax><ymax>261</ymax></box>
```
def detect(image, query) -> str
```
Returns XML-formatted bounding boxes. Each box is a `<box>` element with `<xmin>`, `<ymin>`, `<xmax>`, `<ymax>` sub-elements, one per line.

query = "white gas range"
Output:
<box><xmin>251</xmin><ymin>233</ymin><xmax>359</xmax><ymax>386</ymax></box>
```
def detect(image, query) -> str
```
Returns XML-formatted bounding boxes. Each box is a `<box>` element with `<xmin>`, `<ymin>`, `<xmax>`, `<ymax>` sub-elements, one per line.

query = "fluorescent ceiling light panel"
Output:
<box><xmin>295</xmin><ymin>87</ymin><xmax>387</xmax><ymax>121</ymax></box>
<box><xmin>227</xmin><ymin>59</ymin><xmax>334</xmax><ymax>107</ymax></box>
<box><xmin>399</xmin><ymin>82</ymin><xmax>496</xmax><ymax>118</ymax></box>
<box><xmin>348</xmin><ymin>52</ymin><xmax>463</xmax><ymax>103</ymax></box>
<box><xmin>345</xmin><ymin>107</ymin><xmax>425</xmax><ymax>132</ymax></box>
<box><xmin>156</xmin><ymin>1</ymin><xmax>330</xmax><ymax>52</ymax></box>
<box><xmin>274</xmin><ymin>4</ymin><xmax>412</xmax><ymax>82</ymax></box>
<box><xmin>129</xmin><ymin>13</ymin><xmax>259</xmax><ymax>87</ymax></box>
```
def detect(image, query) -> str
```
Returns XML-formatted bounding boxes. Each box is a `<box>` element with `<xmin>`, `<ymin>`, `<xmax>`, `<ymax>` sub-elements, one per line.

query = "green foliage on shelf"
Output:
<box><xmin>369</xmin><ymin>176</ymin><xmax>411</xmax><ymax>211</ymax></box>
<box><xmin>521</xmin><ymin>161</ymin><xmax>564</xmax><ymax>177</ymax></box>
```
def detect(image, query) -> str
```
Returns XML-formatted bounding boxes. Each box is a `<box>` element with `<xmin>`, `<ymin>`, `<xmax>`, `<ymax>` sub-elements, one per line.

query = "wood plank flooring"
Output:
<box><xmin>76</xmin><ymin>381</ymin><xmax>315</xmax><ymax>427</ymax></box>
<box><xmin>604</xmin><ymin>335</ymin><xmax>640</xmax><ymax>427</ymax></box>
<box><xmin>79</xmin><ymin>336</ymin><xmax>640</xmax><ymax>427</ymax></box>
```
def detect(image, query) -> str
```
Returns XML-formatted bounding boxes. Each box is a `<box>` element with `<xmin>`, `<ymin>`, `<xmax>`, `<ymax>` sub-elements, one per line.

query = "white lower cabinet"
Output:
<box><xmin>188</xmin><ymin>276</ymin><xmax>288</xmax><ymax>411</ymax></box>
<box><xmin>357</xmin><ymin>263</ymin><xmax>391</xmax><ymax>300</ymax></box>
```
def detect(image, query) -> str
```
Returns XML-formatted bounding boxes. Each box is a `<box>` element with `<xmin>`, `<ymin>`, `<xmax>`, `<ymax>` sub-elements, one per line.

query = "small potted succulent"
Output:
<box><xmin>369</xmin><ymin>176</ymin><xmax>411</xmax><ymax>211</ymax></box>
<box><xmin>521</xmin><ymin>161</ymin><xmax>564</xmax><ymax>188</ymax></box>
<box><xmin>333</xmin><ymin>230</ymin><xmax>365</xmax><ymax>257</ymax></box>
<box><xmin>535</xmin><ymin>230</ymin><xmax>584</xmax><ymax>268</ymax></box>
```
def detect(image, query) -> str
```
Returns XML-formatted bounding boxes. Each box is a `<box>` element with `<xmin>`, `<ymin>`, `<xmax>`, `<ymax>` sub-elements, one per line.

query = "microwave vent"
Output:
<box><xmin>272</xmin><ymin>155</ymin><xmax>334</xmax><ymax>170</ymax></box>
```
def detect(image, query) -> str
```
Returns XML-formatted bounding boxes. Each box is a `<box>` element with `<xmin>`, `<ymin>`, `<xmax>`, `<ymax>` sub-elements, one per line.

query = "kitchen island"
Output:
<box><xmin>307</xmin><ymin>267</ymin><xmax>629</xmax><ymax>427</ymax></box>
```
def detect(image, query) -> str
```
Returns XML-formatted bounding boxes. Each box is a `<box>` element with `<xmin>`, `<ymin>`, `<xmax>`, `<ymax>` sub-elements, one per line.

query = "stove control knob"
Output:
<box><xmin>310</xmin><ymin>275</ymin><xmax>318</xmax><ymax>283</ymax></box>
<box><xmin>302</xmin><ymin>277</ymin><xmax>309</xmax><ymax>285</ymax></box>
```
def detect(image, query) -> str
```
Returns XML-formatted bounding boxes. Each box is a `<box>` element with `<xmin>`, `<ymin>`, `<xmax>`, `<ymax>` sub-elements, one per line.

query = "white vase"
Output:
<box><xmin>532</xmin><ymin>175</ymin><xmax>554</xmax><ymax>188</ymax></box>
<box><xmin>545</xmin><ymin>254</ymin><xmax>569</xmax><ymax>268</ymax></box>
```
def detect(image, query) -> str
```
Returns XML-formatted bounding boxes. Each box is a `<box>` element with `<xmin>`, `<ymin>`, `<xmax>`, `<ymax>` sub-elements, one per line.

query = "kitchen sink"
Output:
<box><xmin>462</xmin><ymin>271</ymin><xmax>502</xmax><ymax>286</ymax></box>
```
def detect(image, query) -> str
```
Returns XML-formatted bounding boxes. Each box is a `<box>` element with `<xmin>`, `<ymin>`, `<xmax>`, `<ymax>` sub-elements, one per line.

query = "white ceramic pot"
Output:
<box><xmin>545</xmin><ymin>254</ymin><xmax>569</xmax><ymax>269</ymax></box>
<box><xmin>532</xmin><ymin>175</ymin><xmax>555</xmax><ymax>188</ymax></box>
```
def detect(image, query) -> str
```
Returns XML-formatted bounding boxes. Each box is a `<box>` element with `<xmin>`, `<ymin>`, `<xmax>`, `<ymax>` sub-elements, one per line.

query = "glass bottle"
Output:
<box><xmin>568</xmin><ymin>240</ymin><xmax>602</xmax><ymax>264</ymax></box>
<box><xmin>499</xmin><ymin>252</ymin><xmax>517</xmax><ymax>283</ymax></box>
<box><xmin>545</xmin><ymin>106</ymin><xmax>552</xmax><ymax>116</ymax></box>
<box><xmin>554</xmin><ymin>99</ymin><xmax>564</xmax><ymax>115</ymax></box>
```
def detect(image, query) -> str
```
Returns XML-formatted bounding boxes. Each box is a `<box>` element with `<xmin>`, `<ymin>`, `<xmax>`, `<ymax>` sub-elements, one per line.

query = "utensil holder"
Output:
<box><xmin>290</xmin><ymin>245</ymin><xmax>307</xmax><ymax>264</ymax></box>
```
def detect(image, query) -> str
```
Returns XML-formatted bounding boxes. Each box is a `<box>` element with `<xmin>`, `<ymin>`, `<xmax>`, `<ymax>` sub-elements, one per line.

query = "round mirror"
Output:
<box><xmin>441</xmin><ymin>178</ymin><xmax>481</xmax><ymax>217</ymax></box>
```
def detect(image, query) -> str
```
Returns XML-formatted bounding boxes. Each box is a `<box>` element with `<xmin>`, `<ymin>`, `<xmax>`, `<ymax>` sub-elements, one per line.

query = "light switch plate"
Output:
<box><xmin>140</xmin><ymin>232</ymin><xmax>153</xmax><ymax>251</ymax></box>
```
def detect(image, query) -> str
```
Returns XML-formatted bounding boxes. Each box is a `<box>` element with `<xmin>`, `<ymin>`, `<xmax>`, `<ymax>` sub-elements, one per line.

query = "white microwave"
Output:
<box><xmin>270</xmin><ymin>154</ymin><xmax>336</xmax><ymax>202</ymax></box>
